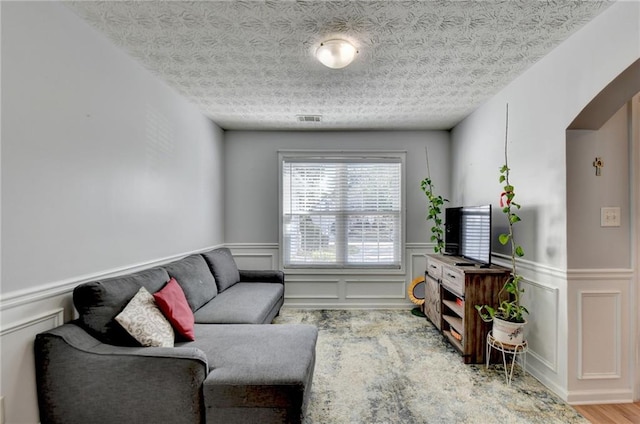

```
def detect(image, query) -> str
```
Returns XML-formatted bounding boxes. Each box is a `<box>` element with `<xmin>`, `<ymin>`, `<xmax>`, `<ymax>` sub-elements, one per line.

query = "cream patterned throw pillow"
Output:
<box><xmin>116</xmin><ymin>287</ymin><xmax>175</xmax><ymax>347</ymax></box>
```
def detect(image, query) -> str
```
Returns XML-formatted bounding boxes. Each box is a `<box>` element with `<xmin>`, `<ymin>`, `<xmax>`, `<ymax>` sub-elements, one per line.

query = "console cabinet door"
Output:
<box><xmin>424</xmin><ymin>274</ymin><xmax>441</xmax><ymax>330</ymax></box>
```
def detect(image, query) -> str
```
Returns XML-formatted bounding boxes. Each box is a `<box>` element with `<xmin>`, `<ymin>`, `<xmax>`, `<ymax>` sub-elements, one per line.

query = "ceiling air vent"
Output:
<box><xmin>296</xmin><ymin>115</ymin><xmax>322</xmax><ymax>123</ymax></box>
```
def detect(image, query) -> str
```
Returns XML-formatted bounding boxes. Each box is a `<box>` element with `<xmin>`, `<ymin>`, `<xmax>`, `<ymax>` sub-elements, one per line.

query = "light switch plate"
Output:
<box><xmin>601</xmin><ymin>207</ymin><xmax>621</xmax><ymax>227</ymax></box>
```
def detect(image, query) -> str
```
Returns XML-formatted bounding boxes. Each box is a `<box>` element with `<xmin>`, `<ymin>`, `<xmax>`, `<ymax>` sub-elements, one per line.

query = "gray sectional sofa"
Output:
<box><xmin>34</xmin><ymin>247</ymin><xmax>318</xmax><ymax>424</ymax></box>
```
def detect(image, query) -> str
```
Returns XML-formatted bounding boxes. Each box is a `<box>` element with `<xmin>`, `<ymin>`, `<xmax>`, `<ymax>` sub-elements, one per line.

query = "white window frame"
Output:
<box><xmin>278</xmin><ymin>150</ymin><xmax>406</xmax><ymax>272</ymax></box>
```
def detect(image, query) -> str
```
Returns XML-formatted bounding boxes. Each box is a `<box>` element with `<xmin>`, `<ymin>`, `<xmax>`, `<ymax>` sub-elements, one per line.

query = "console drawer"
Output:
<box><xmin>426</xmin><ymin>256</ymin><xmax>443</xmax><ymax>280</ymax></box>
<box><xmin>441</xmin><ymin>265</ymin><xmax>465</xmax><ymax>297</ymax></box>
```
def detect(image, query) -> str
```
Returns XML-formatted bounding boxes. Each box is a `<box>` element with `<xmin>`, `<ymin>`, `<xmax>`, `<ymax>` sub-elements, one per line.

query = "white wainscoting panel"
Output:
<box><xmin>566</xmin><ymin>269</ymin><xmax>633</xmax><ymax>404</ymax></box>
<box><xmin>521</xmin><ymin>279</ymin><xmax>559</xmax><ymax>373</ymax></box>
<box><xmin>491</xmin><ymin>253</ymin><xmax>567</xmax><ymax>400</ymax></box>
<box><xmin>285</xmin><ymin>279</ymin><xmax>340</xmax><ymax>299</ymax></box>
<box><xmin>228</xmin><ymin>243</ymin><xmax>429</xmax><ymax>309</ymax></box>
<box><xmin>1</xmin><ymin>308</ymin><xmax>64</xmax><ymax>424</ymax></box>
<box><xmin>231</xmin><ymin>245</ymin><xmax>279</xmax><ymax>270</ymax></box>
<box><xmin>411</xmin><ymin>252</ymin><xmax>428</xmax><ymax>282</ymax></box>
<box><xmin>345</xmin><ymin>279</ymin><xmax>407</xmax><ymax>299</ymax></box>
<box><xmin>578</xmin><ymin>290</ymin><xmax>622</xmax><ymax>380</ymax></box>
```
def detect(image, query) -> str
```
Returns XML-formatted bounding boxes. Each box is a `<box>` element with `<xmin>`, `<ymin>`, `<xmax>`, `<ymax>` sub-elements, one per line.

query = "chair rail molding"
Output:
<box><xmin>0</xmin><ymin>244</ymin><xmax>224</xmax><ymax>312</ymax></box>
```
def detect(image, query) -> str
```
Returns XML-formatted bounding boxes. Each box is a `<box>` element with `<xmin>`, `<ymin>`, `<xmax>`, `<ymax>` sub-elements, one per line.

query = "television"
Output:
<box><xmin>444</xmin><ymin>205</ymin><xmax>492</xmax><ymax>266</ymax></box>
<box><xmin>444</xmin><ymin>207</ymin><xmax>462</xmax><ymax>255</ymax></box>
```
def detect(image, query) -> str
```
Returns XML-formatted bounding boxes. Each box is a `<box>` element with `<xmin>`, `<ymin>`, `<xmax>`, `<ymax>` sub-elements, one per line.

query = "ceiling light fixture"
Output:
<box><xmin>316</xmin><ymin>39</ymin><xmax>357</xmax><ymax>69</ymax></box>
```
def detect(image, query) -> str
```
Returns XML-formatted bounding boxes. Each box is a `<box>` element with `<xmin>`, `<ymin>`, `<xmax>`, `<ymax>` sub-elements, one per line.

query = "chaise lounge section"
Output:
<box><xmin>34</xmin><ymin>247</ymin><xmax>318</xmax><ymax>424</ymax></box>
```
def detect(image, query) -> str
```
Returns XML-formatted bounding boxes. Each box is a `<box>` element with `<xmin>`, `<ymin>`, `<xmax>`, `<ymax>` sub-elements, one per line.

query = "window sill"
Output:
<box><xmin>282</xmin><ymin>266</ymin><xmax>406</xmax><ymax>276</ymax></box>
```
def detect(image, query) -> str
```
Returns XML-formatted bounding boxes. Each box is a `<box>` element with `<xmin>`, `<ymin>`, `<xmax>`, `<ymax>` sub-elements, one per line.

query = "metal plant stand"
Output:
<box><xmin>486</xmin><ymin>331</ymin><xmax>528</xmax><ymax>386</ymax></box>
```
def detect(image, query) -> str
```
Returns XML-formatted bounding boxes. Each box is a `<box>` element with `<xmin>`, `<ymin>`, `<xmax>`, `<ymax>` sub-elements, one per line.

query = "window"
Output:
<box><xmin>280</xmin><ymin>152</ymin><xmax>404</xmax><ymax>269</ymax></box>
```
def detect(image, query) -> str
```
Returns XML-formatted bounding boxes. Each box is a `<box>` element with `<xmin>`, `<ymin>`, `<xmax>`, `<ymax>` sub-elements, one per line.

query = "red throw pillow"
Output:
<box><xmin>153</xmin><ymin>278</ymin><xmax>195</xmax><ymax>341</ymax></box>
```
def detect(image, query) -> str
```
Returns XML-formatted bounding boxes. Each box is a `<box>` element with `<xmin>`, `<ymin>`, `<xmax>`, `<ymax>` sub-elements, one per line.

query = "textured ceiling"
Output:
<box><xmin>65</xmin><ymin>1</ymin><xmax>611</xmax><ymax>131</ymax></box>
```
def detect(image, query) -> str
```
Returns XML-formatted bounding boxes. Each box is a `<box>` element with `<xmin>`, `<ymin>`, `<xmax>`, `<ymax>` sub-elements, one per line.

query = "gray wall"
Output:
<box><xmin>449</xmin><ymin>0</ymin><xmax>639</xmax><ymax>402</ymax></box>
<box><xmin>1</xmin><ymin>3</ymin><xmax>224</xmax><ymax>421</ymax></box>
<box><xmin>450</xmin><ymin>2</ymin><xmax>639</xmax><ymax>269</ymax></box>
<box><xmin>223</xmin><ymin>130</ymin><xmax>450</xmax><ymax>245</ymax></box>
<box><xmin>1</xmin><ymin>1</ymin><xmax>225</xmax><ymax>295</ymax></box>
<box><xmin>567</xmin><ymin>100</ymin><xmax>634</xmax><ymax>269</ymax></box>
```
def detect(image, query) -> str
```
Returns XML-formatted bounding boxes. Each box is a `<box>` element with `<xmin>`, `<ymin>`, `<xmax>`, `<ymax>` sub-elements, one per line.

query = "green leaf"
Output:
<box><xmin>475</xmin><ymin>305</ymin><xmax>495</xmax><ymax>322</ymax></box>
<box><xmin>498</xmin><ymin>234</ymin><xmax>510</xmax><ymax>245</ymax></box>
<box><xmin>499</xmin><ymin>175</ymin><xmax>506</xmax><ymax>183</ymax></box>
<box><xmin>510</xmin><ymin>214</ymin><xmax>521</xmax><ymax>224</ymax></box>
<box><xmin>515</xmin><ymin>246</ymin><xmax>525</xmax><ymax>257</ymax></box>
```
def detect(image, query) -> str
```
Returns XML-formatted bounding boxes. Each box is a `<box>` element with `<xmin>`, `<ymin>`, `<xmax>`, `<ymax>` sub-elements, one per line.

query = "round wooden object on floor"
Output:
<box><xmin>408</xmin><ymin>276</ymin><xmax>425</xmax><ymax>305</ymax></box>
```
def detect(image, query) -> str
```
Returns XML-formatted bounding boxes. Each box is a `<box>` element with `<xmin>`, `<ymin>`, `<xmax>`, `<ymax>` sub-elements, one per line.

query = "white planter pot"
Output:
<box><xmin>492</xmin><ymin>317</ymin><xmax>527</xmax><ymax>345</ymax></box>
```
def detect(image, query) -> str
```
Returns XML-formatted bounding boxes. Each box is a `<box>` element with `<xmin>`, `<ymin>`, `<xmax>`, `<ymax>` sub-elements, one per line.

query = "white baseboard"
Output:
<box><xmin>282</xmin><ymin>303</ymin><xmax>413</xmax><ymax>310</ymax></box>
<box><xmin>524</xmin><ymin>359</ymin><xmax>568</xmax><ymax>402</ymax></box>
<box><xmin>567</xmin><ymin>389</ymin><xmax>634</xmax><ymax>405</ymax></box>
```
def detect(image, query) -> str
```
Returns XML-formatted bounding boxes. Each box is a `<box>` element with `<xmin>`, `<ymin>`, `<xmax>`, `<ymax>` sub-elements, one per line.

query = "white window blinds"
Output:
<box><xmin>281</xmin><ymin>155</ymin><xmax>402</xmax><ymax>268</ymax></box>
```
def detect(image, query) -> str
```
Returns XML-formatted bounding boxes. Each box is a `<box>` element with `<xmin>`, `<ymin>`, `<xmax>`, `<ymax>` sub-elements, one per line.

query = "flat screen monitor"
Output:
<box><xmin>444</xmin><ymin>205</ymin><xmax>492</xmax><ymax>266</ymax></box>
<box><xmin>444</xmin><ymin>207</ymin><xmax>461</xmax><ymax>255</ymax></box>
<box><xmin>460</xmin><ymin>205</ymin><xmax>492</xmax><ymax>266</ymax></box>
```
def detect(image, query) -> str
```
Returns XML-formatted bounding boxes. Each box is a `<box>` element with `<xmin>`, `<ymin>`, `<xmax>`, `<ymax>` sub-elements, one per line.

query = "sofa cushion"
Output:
<box><xmin>116</xmin><ymin>287</ymin><xmax>175</xmax><ymax>347</ymax></box>
<box><xmin>153</xmin><ymin>277</ymin><xmax>195</xmax><ymax>341</ymax></box>
<box><xmin>163</xmin><ymin>255</ymin><xmax>217</xmax><ymax>312</ymax></box>
<box><xmin>193</xmin><ymin>283</ymin><xmax>284</xmax><ymax>324</ymax></box>
<box><xmin>73</xmin><ymin>267</ymin><xmax>170</xmax><ymax>346</ymax></box>
<box><xmin>201</xmin><ymin>248</ymin><xmax>240</xmax><ymax>293</ymax></box>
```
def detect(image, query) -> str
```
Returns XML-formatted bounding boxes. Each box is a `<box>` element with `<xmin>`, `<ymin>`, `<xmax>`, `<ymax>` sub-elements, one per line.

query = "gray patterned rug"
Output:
<box><xmin>274</xmin><ymin>309</ymin><xmax>587</xmax><ymax>424</ymax></box>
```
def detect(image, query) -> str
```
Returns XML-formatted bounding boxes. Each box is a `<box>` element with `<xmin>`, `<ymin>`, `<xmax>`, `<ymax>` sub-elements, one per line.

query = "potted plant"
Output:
<box><xmin>475</xmin><ymin>105</ymin><xmax>529</xmax><ymax>345</ymax></box>
<box><xmin>420</xmin><ymin>147</ymin><xmax>448</xmax><ymax>253</ymax></box>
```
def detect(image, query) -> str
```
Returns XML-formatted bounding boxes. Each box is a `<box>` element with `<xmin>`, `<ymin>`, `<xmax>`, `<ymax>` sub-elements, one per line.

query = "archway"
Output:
<box><xmin>567</xmin><ymin>58</ymin><xmax>640</xmax><ymax>401</ymax></box>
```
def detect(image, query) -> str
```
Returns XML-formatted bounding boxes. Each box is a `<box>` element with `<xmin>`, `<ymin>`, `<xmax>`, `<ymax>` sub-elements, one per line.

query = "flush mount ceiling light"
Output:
<box><xmin>316</xmin><ymin>39</ymin><xmax>358</xmax><ymax>69</ymax></box>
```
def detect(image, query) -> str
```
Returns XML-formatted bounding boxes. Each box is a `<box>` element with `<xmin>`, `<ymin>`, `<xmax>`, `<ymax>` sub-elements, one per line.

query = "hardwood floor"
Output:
<box><xmin>574</xmin><ymin>402</ymin><xmax>640</xmax><ymax>423</ymax></box>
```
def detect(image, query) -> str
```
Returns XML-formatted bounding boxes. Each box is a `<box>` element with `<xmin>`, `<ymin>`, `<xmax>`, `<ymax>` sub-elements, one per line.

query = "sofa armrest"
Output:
<box><xmin>239</xmin><ymin>269</ymin><xmax>284</xmax><ymax>284</ymax></box>
<box><xmin>35</xmin><ymin>322</ymin><xmax>207</xmax><ymax>424</ymax></box>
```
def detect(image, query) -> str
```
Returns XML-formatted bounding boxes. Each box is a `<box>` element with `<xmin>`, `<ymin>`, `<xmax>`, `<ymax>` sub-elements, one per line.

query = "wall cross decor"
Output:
<box><xmin>593</xmin><ymin>157</ymin><xmax>604</xmax><ymax>176</ymax></box>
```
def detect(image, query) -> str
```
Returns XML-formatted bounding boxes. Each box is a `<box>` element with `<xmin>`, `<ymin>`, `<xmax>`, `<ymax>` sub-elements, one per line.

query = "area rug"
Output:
<box><xmin>273</xmin><ymin>309</ymin><xmax>587</xmax><ymax>424</ymax></box>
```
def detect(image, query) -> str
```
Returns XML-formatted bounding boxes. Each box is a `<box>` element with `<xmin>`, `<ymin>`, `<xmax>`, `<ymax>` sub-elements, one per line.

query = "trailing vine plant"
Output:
<box><xmin>476</xmin><ymin>104</ymin><xmax>529</xmax><ymax>323</ymax></box>
<box><xmin>420</xmin><ymin>147</ymin><xmax>448</xmax><ymax>253</ymax></box>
